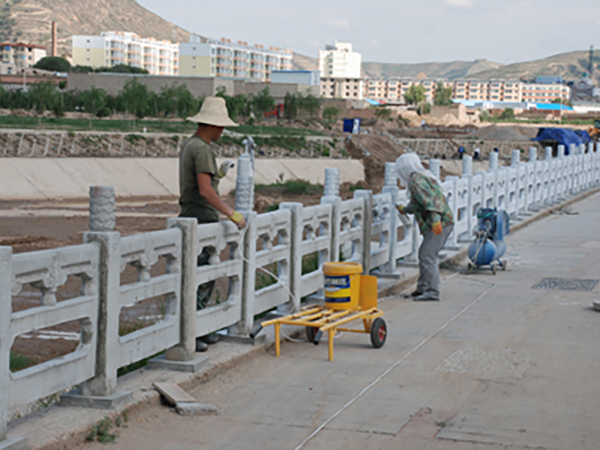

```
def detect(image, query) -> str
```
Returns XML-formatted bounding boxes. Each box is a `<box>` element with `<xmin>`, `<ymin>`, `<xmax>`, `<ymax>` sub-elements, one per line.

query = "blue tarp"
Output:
<box><xmin>343</xmin><ymin>118</ymin><xmax>361</xmax><ymax>134</ymax></box>
<box><xmin>365</xmin><ymin>98</ymin><xmax>385</xmax><ymax>106</ymax></box>
<box><xmin>532</xmin><ymin>128</ymin><xmax>591</xmax><ymax>153</ymax></box>
<box><xmin>533</xmin><ymin>103</ymin><xmax>574</xmax><ymax>111</ymax></box>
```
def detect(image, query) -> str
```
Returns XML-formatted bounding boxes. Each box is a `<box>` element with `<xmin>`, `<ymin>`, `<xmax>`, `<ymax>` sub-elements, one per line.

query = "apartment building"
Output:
<box><xmin>364</xmin><ymin>77</ymin><xmax>569</xmax><ymax>105</ymax></box>
<box><xmin>0</xmin><ymin>43</ymin><xmax>47</xmax><ymax>74</ymax></box>
<box><xmin>179</xmin><ymin>36</ymin><xmax>293</xmax><ymax>82</ymax></box>
<box><xmin>521</xmin><ymin>82</ymin><xmax>570</xmax><ymax>103</ymax></box>
<box><xmin>320</xmin><ymin>77</ymin><xmax>364</xmax><ymax>100</ymax></box>
<box><xmin>319</xmin><ymin>42</ymin><xmax>361</xmax><ymax>79</ymax></box>
<box><xmin>72</xmin><ymin>31</ymin><xmax>179</xmax><ymax>76</ymax></box>
<box><xmin>364</xmin><ymin>79</ymin><xmax>400</xmax><ymax>101</ymax></box>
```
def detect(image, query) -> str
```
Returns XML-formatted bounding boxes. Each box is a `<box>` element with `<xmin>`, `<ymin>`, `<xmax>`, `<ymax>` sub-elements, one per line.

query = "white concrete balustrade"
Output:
<box><xmin>1</xmin><ymin>143</ymin><xmax>600</xmax><ymax>445</ymax></box>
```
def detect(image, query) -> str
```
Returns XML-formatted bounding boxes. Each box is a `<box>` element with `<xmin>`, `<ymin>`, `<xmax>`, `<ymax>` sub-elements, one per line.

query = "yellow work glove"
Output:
<box><xmin>218</xmin><ymin>160</ymin><xmax>235</xmax><ymax>178</ymax></box>
<box><xmin>396</xmin><ymin>204</ymin><xmax>405</xmax><ymax>215</ymax></box>
<box><xmin>432</xmin><ymin>221</ymin><xmax>443</xmax><ymax>235</ymax></box>
<box><xmin>229</xmin><ymin>210</ymin><xmax>245</xmax><ymax>227</ymax></box>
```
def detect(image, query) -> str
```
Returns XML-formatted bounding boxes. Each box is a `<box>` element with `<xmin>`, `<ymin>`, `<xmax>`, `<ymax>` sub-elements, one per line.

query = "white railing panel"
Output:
<box><xmin>9</xmin><ymin>244</ymin><xmax>99</xmax><ymax>408</ymax></box>
<box><xmin>299</xmin><ymin>204</ymin><xmax>332</xmax><ymax>299</ymax></box>
<box><xmin>194</xmin><ymin>221</ymin><xmax>244</xmax><ymax>336</ymax></box>
<box><xmin>118</xmin><ymin>229</ymin><xmax>181</xmax><ymax>368</ymax></box>
<box><xmin>338</xmin><ymin>198</ymin><xmax>364</xmax><ymax>264</ymax></box>
<box><xmin>253</xmin><ymin>210</ymin><xmax>292</xmax><ymax>315</ymax></box>
<box><xmin>369</xmin><ymin>193</ymin><xmax>392</xmax><ymax>271</ymax></box>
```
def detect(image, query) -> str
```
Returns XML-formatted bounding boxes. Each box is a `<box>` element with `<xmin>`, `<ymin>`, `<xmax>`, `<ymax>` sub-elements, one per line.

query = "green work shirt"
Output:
<box><xmin>404</xmin><ymin>173</ymin><xmax>454</xmax><ymax>235</ymax></box>
<box><xmin>179</xmin><ymin>135</ymin><xmax>220</xmax><ymax>223</ymax></box>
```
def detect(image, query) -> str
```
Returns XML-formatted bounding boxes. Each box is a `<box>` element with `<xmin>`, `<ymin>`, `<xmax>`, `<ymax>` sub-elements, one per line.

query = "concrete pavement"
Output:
<box><xmin>76</xmin><ymin>192</ymin><xmax>600</xmax><ymax>449</ymax></box>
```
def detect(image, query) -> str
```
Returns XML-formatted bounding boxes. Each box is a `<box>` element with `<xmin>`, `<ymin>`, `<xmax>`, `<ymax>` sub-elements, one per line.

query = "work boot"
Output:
<box><xmin>199</xmin><ymin>332</ymin><xmax>220</xmax><ymax>345</ymax></box>
<box><xmin>413</xmin><ymin>293</ymin><xmax>439</xmax><ymax>302</ymax></box>
<box><xmin>196</xmin><ymin>338</ymin><xmax>208</xmax><ymax>352</ymax></box>
<box><xmin>410</xmin><ymin>289</ymin><xmax>422</xmax><ymax>297</ymax></box>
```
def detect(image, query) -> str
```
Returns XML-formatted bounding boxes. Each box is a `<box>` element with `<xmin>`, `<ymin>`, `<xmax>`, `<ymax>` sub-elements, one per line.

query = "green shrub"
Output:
<box><xmin>10</xmin><ymin>350</ymin><xmax>37</xmax><ymax>372</ymax></box>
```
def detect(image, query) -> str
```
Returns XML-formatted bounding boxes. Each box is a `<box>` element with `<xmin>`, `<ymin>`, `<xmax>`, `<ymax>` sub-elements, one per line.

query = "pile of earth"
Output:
<box><xmin>468</xmin><ymin>124</ymin><xmax>538</xmax><ymax>141</ymax></box>
<box><xmin>344</xmin><ymin>134</ymin><xmax>461</xmax><ymax>192</ymax></box>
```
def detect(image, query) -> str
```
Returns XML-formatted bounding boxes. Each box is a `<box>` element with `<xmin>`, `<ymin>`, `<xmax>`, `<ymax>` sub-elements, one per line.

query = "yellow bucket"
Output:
<box><xmin>323</xmin><ymin>262</ymin><xmax>363</xmax><ymax>311</ymax></box>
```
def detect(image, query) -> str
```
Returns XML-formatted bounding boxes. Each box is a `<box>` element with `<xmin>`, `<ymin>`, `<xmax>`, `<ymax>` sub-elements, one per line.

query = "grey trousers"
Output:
<box><xmin>416</xmin><ymin>225</ymin><xmax>454</xmax><ymax>299</ymax></box>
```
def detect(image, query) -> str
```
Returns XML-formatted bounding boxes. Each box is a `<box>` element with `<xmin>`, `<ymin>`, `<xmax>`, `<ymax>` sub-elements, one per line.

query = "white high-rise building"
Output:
<box><xmin>72</xmin><ymin>31</ymin><xmax>179</xmax><ymax>76</ymax></box>
<box><xmin>179</xmin><ymin>36</ymin><xmax>293</xmax><ymax>81</ymax></box>
<box><xmin>318</xmin><ymin>42</ymin><xmax>361</xmax><ymax>79</ymax></box>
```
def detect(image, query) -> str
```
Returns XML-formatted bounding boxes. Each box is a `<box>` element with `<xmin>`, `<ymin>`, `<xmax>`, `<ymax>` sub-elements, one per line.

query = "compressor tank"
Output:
<box><xmin>468</xmin><ymin>238</ymin><xmax>497</xmax><ymax>266</ymax></box>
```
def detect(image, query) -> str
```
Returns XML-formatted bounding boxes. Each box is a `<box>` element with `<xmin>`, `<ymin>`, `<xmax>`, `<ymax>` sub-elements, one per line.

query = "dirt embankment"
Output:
<box><xmin>345</xmin><ymin>135</ymin><xmax>404</xmax><ymax>192</ymax></box>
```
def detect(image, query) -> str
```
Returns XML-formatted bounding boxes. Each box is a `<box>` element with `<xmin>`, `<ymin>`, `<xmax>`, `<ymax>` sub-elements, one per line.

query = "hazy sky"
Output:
<box><xmin>136</xmin><ymin>0</ymin><xmax>599</xmax><ymax>64</ymax></box>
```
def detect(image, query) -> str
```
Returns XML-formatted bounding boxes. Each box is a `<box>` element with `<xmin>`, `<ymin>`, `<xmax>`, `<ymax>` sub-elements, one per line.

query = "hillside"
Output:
<box><xmin>0</xmin><ymin>0</ymin><xmax>191</xmax><ymax>56</ymax></box>
<box><xmin>292</xmin><ymin>52</ymin><xmax>503</xmax><ymax>80</ymax></box>
<box><xmin>361</xmin><ymin>59</ymin><xmax>503</xmax><ymax>79</ymax></box>
<box><xmin>466</xmin><ymin>50</ymin><xmax>600</xmax><ymax>85</ymax></box>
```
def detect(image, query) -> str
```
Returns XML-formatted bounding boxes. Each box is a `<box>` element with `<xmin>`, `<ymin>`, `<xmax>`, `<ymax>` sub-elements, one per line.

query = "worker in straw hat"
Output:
<box><xmin>179</xmin><ymin>96</ymin><xmax>246</xmax><ymax>351</ymax></box>
<box><xmin>396</xmin><ymin>153</ymin><xmax>454</xmax><ymax>302</ymax></box>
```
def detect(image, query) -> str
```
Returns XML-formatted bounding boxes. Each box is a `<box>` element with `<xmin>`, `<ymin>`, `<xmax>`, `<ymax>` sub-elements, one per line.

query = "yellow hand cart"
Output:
<box><xmin>250</xmin><ymin>262</ymin><xmax>387</xmax><ymax>361</ymax></box>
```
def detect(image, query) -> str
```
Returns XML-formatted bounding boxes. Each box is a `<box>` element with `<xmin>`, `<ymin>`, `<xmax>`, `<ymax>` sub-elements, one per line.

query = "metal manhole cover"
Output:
<box><xmin>532</xmin><ymin>277</ymin><xmax>598</xmax><ymax>292</ymax></box>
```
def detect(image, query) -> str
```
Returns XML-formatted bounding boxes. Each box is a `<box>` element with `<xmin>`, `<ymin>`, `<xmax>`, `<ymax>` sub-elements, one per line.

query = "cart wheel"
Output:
<box><xmin>491</xmin><ymin>262</ymin><xmax>497</xmax><ymax>275</ymax></box>
<box><xmin>305</xmin><ymin>326</ymin><xmax>319</xmax><ymax>343</ymax></box>
<box><xmin>467</xmin><ymin>262</ymin><xmax>474</xmax><ymax>274</ymax></box>
<box><xmin>370</xmin><ymin>318</ymin><xmax>387</xmax><ymax>349</ymax></box>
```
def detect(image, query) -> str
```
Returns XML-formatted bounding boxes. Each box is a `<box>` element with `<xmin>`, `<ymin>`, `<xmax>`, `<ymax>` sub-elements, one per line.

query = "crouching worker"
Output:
<box><xmin>395</xmin><ymin>153</ymin><xmax>454</xmax><ymax>302</ymax></box>
<box><xmin>179</xmin><ymin>97</ymin><xmax>246</xmax><ymax>351</ymax></box>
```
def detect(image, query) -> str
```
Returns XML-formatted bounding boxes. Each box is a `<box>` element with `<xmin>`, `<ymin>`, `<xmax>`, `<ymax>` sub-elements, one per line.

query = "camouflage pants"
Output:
<box><xmin>417</xmin><ymin>224</ymin><xmax>453</xmax><ymax>299</ymax></box>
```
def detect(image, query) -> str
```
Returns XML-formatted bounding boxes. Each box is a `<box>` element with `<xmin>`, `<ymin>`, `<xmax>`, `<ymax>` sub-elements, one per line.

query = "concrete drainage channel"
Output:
<box><xmin>5</xmin><ymin>185</ymin><xmax>600</xmax><ymax>450</ymax></box>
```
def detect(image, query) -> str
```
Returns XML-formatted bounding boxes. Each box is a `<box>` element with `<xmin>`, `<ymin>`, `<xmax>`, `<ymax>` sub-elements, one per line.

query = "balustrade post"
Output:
<box><xmin>489</xmin><ymin>151</ymin><xmax>499</xmax><ymax>171</ymax></box>
<box><xmin>528</xmin><ymin>147</ymin><xmax>537</xmax><ymax>211</ymax></box>
<box><xmin>429</xmin><ymin>159</ymin><xmax>441</xmax><ymax>180</ymax></box>
<box><xmin>461</xmin><ymin>156</ymin><xmax>474</xmax><ymax>236</ymax></box>
<box><xmin>234</xmin><ymin>212</ymin><xmax>257</xmax><ymax>335</ymax></box>
<box><xmin>165</xmin><ymin>218</ymin><xmax>198</xmax><ymax>362</ymax></box>
<box><xmin>279</xmin><ymin>203</ymin><xmax>303</xmax><ymax>313</ymax></box>
<box><xmin>235</xmin><ymin>152</ymin><xmax>254</xmax><ymax>217</ymax></box>
<box><xmin>462</xmin><ymin>155</ymin><xmax>473</xmax><ymax>177</ymax></box>
<box><xmin>353</xmin><ymin>190</ymin><xmax>373</xmax><ymax>273</ymax></box>
<box><xmin>0</xmin><ymin>247</ymin><xmax>11</xmax><ymax>442</ymax></box>
<box><xmin>0</xmin><ymin>254</ymin><xmax>26</xmax><ymax>446</ymax></box>
<box><xmin>444</xmin><ymin>176</ymin><xmax>459</xmax><ymax>250</ymax></box>
<box><xmin>382</xmin><ymin>162</ymin><xmax>400</xmax><ymax>275</ymax></box>
<box><xmin>61</xmin><ymin>188</ymin><xmax>131</xmax><ymax>407</ymax></box>
<box><xmin>321</xmin><ymin>168</ymin><xmax>341</xmax><ymax>262</ymax></box>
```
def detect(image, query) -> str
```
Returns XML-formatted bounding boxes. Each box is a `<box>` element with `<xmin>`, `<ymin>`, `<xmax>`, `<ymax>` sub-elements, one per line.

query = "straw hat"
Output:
<box><xmin>186</xmin><ymin>96</ymin><xmax>238</xmax><ymax>127</ymax></box>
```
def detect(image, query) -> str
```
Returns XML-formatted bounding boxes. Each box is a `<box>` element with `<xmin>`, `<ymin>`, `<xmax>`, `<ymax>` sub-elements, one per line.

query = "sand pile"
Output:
<box><xmin>469</xmin><ymin>124</ymin><xmax>533</xmax><ymax>141</ymax></box>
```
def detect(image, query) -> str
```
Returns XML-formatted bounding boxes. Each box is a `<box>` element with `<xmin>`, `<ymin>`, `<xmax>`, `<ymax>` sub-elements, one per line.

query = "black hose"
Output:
<box><xmin>249</xmin><ymin>324</ymin><xmax>263</xmax><ymax>339</ymax></box>
<box><xmin>313</xmin><ymin>330</ymin><xmax>322</xmax><ymax>346</ymax></box>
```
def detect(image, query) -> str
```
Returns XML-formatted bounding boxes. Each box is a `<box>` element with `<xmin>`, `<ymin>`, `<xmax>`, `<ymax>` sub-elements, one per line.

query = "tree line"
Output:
<box><xmin>0</xmin><ymin>77</ymin><xmax>325</xmax><ymax>124</ymax></box>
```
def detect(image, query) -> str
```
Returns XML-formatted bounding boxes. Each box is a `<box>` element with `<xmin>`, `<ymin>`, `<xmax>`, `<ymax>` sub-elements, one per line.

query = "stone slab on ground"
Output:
<box><xmin>153</xmin><ymin>382</ymin><xmax>195</xmax><ymax>405</ymax></box>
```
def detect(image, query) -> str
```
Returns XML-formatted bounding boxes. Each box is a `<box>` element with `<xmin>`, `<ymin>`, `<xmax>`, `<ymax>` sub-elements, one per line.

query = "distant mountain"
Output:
<box><xmin>293</xmin><ymin>53</ymin><xmax>503</xmax><ymax>80</ymax></box>
<box><xmin>293</xmin><ymin>50</ymin><xmax>600</xmax><ymax>85</ymax></box>
<box><xmin>0</xmin><ymin>0</ymin><xmax>191</xmax><ymax>56</ymax></box>
<box><xmin>292</xmin><ymin>52</ymin><xmax>318</xmax><ymax>72</ymax></box>
<box><xmin>361</xmin><ymin>59</ymin><xmax>503</xmax><ymax>79</ymax></box>
<box><xmin>465</xmin><ymin>50</ymin><xmax>600</xmax><ymax>85</ymax></box>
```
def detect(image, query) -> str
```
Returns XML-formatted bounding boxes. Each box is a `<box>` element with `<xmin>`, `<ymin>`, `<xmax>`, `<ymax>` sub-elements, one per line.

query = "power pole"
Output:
<box><xmin>589</xmin><ymin>45</ymin><xmax>594</xmax><ymax>77</ymax></box>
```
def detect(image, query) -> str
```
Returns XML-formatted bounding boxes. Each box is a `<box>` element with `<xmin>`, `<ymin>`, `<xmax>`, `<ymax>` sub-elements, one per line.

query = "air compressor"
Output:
<box><xmin>467</xmin><ymin>208</ymin><xmax>510</xmax><ymax>274</ymax></box>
